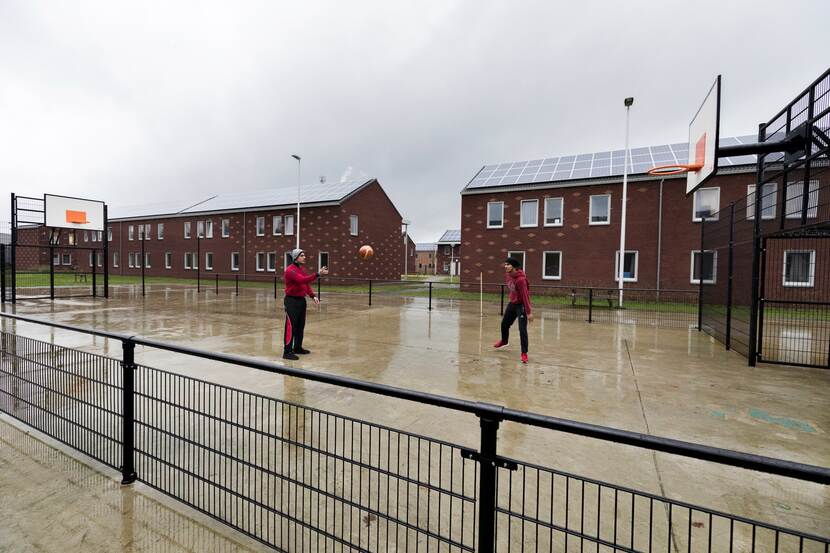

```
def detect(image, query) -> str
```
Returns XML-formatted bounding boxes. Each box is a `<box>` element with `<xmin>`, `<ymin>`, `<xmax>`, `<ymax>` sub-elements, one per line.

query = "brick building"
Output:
<box><xmin>415</xmin><ymin>243</ymin><xmax>436</xmax><ymax>274</ymax></box>
<box><xmin>20</xmin><ymin>179</ymin><xmax>408</xmax><ymax>281</ymax></box>
<box><xmin>460</xmin><ymin>136</ymin><xmax>828</xmax><ymax>294</ymax></box>
<box><xmin>405</xmin><ymin>236</ymin><xmax>417</xmax><ymax>275</ymax></box>
<box><xmin>436</xmin><ymin>230</ymin><xmax>461</xmax><ymax>276</ymax></box>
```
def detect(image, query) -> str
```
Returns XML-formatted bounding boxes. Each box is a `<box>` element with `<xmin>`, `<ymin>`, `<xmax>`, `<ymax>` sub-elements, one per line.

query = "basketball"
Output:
<box><xmin>358</xmin><ymin>245</ymin><xmax>374</xmax><ymax>260</ymax></box>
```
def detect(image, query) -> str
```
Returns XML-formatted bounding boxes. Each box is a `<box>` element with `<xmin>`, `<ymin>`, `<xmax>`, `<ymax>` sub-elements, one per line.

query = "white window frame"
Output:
<box><xmin>285</xmin><ymin>215</ymin><xmax>295</xmax><ymax>236</ymax></box>
<box><xmin>284</xmin><ymin>252</ymin><xmax>293</xmax><ymax>269</ymax></box>
<box><xmin>89</xmin><ymin>251</ymin><xmax>94</xmax><ymax>266</ymax></box>
<box><xmin>135</xmin><ymin>253</ymin><xmax>142</xmax><ymax>268</ymax></box>
<box><xmin>97</xmin><ymin>252</ymin><xmax>102</xmax><ymax>267</ymax></box>
<box><xmin>782</xmin><ymin>250</ymin><xmax>815</xmax><ymax>288</ymax></box>
<box><xmin>184</xmin><ymin>222</ymin><xmax>191</xmax><ymax>239</ymax></box>
<box><xmin>205</xmin><ymin>252</ymin><xmax>213</xmax><ymax>271</ymax></box>
<box><xmin>690</xmin><ymin>250</ymin><xmax>718</xmax><ymax>285</ymax></box>
<box><xmin>542</xmin><ymin>251</ymin><xmax>562</xmax><ymax>280</ymax></box>
<box><xmin>157</xmin><ymin>223</ymin><xmax>165</xmax><ymax>240</ymax></box>
<box><xmin>486</xmin><ymin>201</ymin><xmax>504</xmax><ymax>229</ymax></box>
<box><xmin>256</xmin><ymin>217</ymin><xmax>265</xmax><ymax>236</ymax></box>
<box><xmin>614</xmin><ymin>250</ymin><xmax>639</xmax><ymax>283</ymax></box>
<box><xmin>165</xmin><ymin>252</ymin><xmax>172</xmax><ymax>269</ymax></box>
<box><xmin>589</xmin><ymin>195</ymin><xmax>611</xmax><ymax>225</ymax></box>
<box><xmin>107</xmin><ymin>227</ymin><xmax>113</xmax><ymax>241</ymax></box>
<box><xmin>184</xmin><ymin>252</ymin><xmax>192</xmax><ymax>270</ymax></box>
<box><xmin>256</xmin><ymin>252</ymin><xmax>265</xmax><ymax>272</ymax></box>
<box><xmin>113</xmin><ymin>252</ymin><xmax>119</xmax><ymax>268</ymax></box>
<box><xmin>84</xmin><ymin>231</ymin><xmax>89</xmax><ymax>243</ymax></box>
<box><xmin>267</xmin><ymin>252</ymin><xmax>277</xmax><ymax>272</ymax></box>
<box><xmin>692</xmin><ymin>187</ymin><xmax>720</xmax><ymax>222</ymax></box>
<box><xmin>544</xmin><ymin>197</ymin><xmax>564</xmax><ymax>227</ymax></box>
<box><xmin>520</xmin><ymin>199</ymin><xmax>538</xmax><ymax>228</ymax></box>
<box><xmin>191</xmin><ymin>252</ymin><xmax>198</xmax><ymax>270</ymax></box>
<box><xmin>144</xmin><ymin>253</ymin><xmax>151</xmax><ymax>268</ymax></box>
<box><xmin>507</xmin><ymin>250</ymin><xmax>525</xmax><ymax>269</ymax></box>
<box><xmin>231</xmin><ymin>252</ymin><xmax>240</xmax><ymax>271</ymax></box>
<box><xmin>318</xmin><ymin>251</ymin><xmax>329</xmax><ymax>270</ymax></box>
<box><xmin>97</xmin><ymin>231</ymin><xmax>102</xmax><ymax>242</ymax></box>
<box><xmin>128</xmin><ymin>225</ymin><xmax>134</xmax><ymax>240</ymax></box>
<box><xmin>144</xmin><ymin>224</ymin><xmax>151</xmax><ymax>240</ymax></box>
<box><xmin>349</xmin><ymin>215</ymin><xmax>358</xmax><ymax>236</ymax></box>
<box><xmin>273</xmin><ymin>216</ymin><xmax>283</xmax><ymax>236</ymax></box>
<box><xmin>205</xmin><ymin>220</ymin><xmax>213</xmax><ymax>239</ymax></box>
<box><xmin>785</xmin><ymin>180</ymin><xmax>819</xmax><ymax>219</ymax></box>
<box><xmin>221</xmin><ymin>218</ymin><xmax>230</xmax><ymax>238</ymax></box>
<box><xmin>128</xmin><ymin>253</ymin><xmax>135</xmax><ymax>268</ymax></box>
<box><xmin>197</xmin><ymin>220</ymin><xmax>205</xmax><ymax>238</ymax></box>
<box><xmin>53</xmin><ymin>252</ymin><xmax>60</xmax><ymax>266</ymax></box>
<box><xmin>746</xmin><ymin>183</ymin><xmax>777</xmax><ymax>220</ymax></box>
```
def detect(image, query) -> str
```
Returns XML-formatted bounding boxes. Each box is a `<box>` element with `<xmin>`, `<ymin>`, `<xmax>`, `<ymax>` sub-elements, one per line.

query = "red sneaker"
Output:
<box><xmin>521</xmin><ymin>353</ymin><xmax>528</xmax><ymax>364</ymax></box>
<box><xmin>493</xmin><ymin>340</ymin><xmax>509</xmax><ymax>350</ymax></box>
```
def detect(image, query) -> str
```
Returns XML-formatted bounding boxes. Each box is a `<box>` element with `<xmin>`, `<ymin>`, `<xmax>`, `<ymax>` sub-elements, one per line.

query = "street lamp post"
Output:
<box><xmin>402</xmin><ymin>219</ymin><xmax>410</xmax><ymax>278</ymax></box>
<box><xmin>291</xmin><ymin>155</ymin><xmax>301</xmax><ymax>249</ymax></box>
<box><xmin>618</xmin><ymin>97</ymin><xmax>634</xmax><ymax>307</ymax></box>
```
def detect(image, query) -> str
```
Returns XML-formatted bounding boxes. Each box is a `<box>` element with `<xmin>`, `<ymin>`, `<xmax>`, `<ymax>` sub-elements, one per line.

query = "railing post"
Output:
<box><xmin>49</xmin><ymin>245</ymin><xmax>55</xmax><ymax>300</ymax></box>
<box><xmin>725</xmin><ymin>203</ymin><xmax>735</xmax><ymax>349</ymax></box>
<box><xmin>428</xmin><ymin>281</ymin><xmax>433</xmax><ymax>311</ymax></box>
<box><xmin>499</xmin><ymin>284</ymin><xmax>504</xmax><ymax>315</ymax></box>
<box><xmin>141</xmin><ymin>235</ymin><xmax>145</xmax><ymax>297</ymax></box>
<box><xmin>368</xmin><ymin>279</ymin><xmax>373</xmax><ymax>306</ymax></box>
<box><xmin>92</xmin><ymin>249</ymin><xmax>97</xmax><ymax>297</ymax></box>
<box><xmin>698</xmin><ymin>216</ymin><xmax>705</xmax><ymax>331</ymax></box>
<box><xmin>1</xmin><ymin>243</ymin><xmax>5</xmax><ymax>303</ymax></box>
<box><xmin>215</xmin><ymin>273</ymin><xmax>219</xmax><ymax>294</ymax></box>
<box><xmin>121</xmin><ymin>339</ymin><xmax>137</xmax><ymax>485</ymax></box>
<box><xmin>476</xmin><ymin>413</ymin><xmax>502</xmax><ymax>553</ymax></box>
<box><xmin>588</xmin><ymin>288</ymin><xmax>593</xmax><ymax>323</ymax></box>
<box><xmin>273</xmin><ymin>275</ymin><xmax>277</xmax><ymax>299</ymax></box>
<box><xmin>317</xmin><ymin>276</ymin><xmax>321</xmax><ymax>299</ymax></box>
<box><xmin>235</xmin><ymin>273</ymin><xmax>239</xmax><ymax>296</ymax></box>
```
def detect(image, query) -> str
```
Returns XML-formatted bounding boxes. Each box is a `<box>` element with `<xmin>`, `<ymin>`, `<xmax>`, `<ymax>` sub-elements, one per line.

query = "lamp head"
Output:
<box><xmin>624</xmin><ymin>97</ymin><xmax>634</xmax><ymax>107</ymax></box>
<box><xmin>291</xmin><ymin>154</ymin><xmax>301</xmax><ymax>161</ymax></box>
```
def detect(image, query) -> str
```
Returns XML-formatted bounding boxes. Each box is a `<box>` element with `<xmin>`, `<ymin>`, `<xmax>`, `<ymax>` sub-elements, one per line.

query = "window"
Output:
<box><xmin>184</xmin><ymin>222</ymin><xmax>191</xmax><ymax>239</ymax></box>
<box><xmin>520</xmin><ymin>200</ymin><xmax>538</xmax><ymax>227</ymax></box>
<box><xmin>144</xmin><ymin>224</ymin><xmax>151</xmax><ymax>240</ymax></box>
<box><xmin>444</xmin><ymin>246</ymin><xmax>451</xmax><ymax>255</ymax></box>
<box><xmin>205</xmin><ymin>220</ymin><xmax>213</xmax><ymax>238</ymax></box>
<box><xmin>205</xmin><ymin>252</ymin><xmax>213</xmax><ymax>270</ymax></box>
<box><xmin>68</xmin><ymin>230</ymin><xmax>76</xmax><ymax>245</ymax></box>
<box><xmin>544</xmin><ymin>197</ymin><xmax>563</xmax><ymax>226</ymax></box>
<box><xmin>267</xmin><ymin>252</ymin><xmax>277</xmax><ymax>272</ymax></box>
<box><xmin>785</xmin><ymin>181</ymin><xmax>819</xmax><ymax>219</ymax></box>
<box><xmin>97</xmin><ymin>231</ymin><xmax>103</xmax><ymax>242</ymax></box>
<box><xmin>319</xmin><ymin>252</ymin><xmax>329</xmax><ymax>270</ymax></box>
<box><xmin>692</xmin><ymin>187</ymin><xmax>720</xmax><ymax>221</ymax></box>
<box><xmin>197</xmin><ymin>220</ymin><xmax>205</xmax><ymax>238</ymax></box>
<box><xmin>84</xmin><ymin>231</ymin><xmax>89</xmax><ymax>242</ymax></box>
<box><xmin>256</xmin><ymin>252</ymin><xmax>265</xmax><ymax>271</ymax></box>
<box><xmin>165</xmin><ymin>252</ymin><xmax>172</xmax><ymax>269</ymax></box>
<box><xmin>443</xmin><ymin>263</ymin><xmax>449</xmax><ymax>272</ymax></box>
<box><xmin>113</xmin><ymin>252</ymin><xmax>119</xmax><ymax>268</ymax></box>
<box><xmin>589</xmin><ymin>195</ymin><xmax>610</xmax><ymax>225</ymax></box>
<box><xmin>97</xmin><ymin>253</ymin><xmax>103</xmax><ymax>267</ymax></box>
<box><xmin>542</xmin><ymin>251</ymin><xmax>562</xmax><ymax>280</ymax></box>
<box><xmin>783</xmin><ymin>251</ymin><xmax>815</xmax><ymax>287</ymax></box>
<box><xmin>285</xmin><ymin>215</ymin><xmax>295</xmax><ymax>235</ymax></box>
<box><xmin>107</xmin><ymin>227</ymin><xmax>113</xmax><ymax>241</ymax></box>
<box><xmin>747</xmin><ymin>184</ymin><xmax>777</xmax><ymax>220</ymax></box>
<box><xmin>273</xmin><ymin>216</ymin><xmax>283</xmax><ymax>236</ymax></box>
<box><xmin>53</xmin><ymin>252</ymin><xmax>60</xmax><ymax>265</ymax></box>
<box><xmin>691</xmin><ymin>251</ymin><xmax>717</xmax><ymax>284</ymax></box>
<box><xmin>256</xmin><ymin>217</ymin><xmax>265</xmax><ymax>236</ymax></box>
<box><xmin>184</xmin><ymin>253</ymin><xmax>192</xmax><ymax>270</ymax></box>
<box><xmin>135</xmin><ymin>253</ymin><xmax>142</xmax><ymax>268</ymax></box>
<box><xmin>231</xmin><ymin>252</ymin><xmax>240</xmax><ymax>271</ymax></box>
<box><xmin>89</xmin><ymin>252</ymin><xmax>94</xmax><ymax>266</ymax></box>
<box><xmin>507</xmin><ymin>251</ymin><xmax>525</xmax><ymax>269</ymax></box>
<box><xmin>487</xmin><ymin>202</ymin><xmax>504</xmax><ymax>228</ymax></box>
<box><xmin>144</xmin><ymin>253</ymin><xmax>151</xmax><ymax>268</ymax></box>
<box><xmin>349</xmin><ymin>215</ymin><xmax>358</xmax><ymax>236</ymax></box>
<box><xmin>129</xmin><ymin>225</ymin><xmax>134</xmax><ymax>240</ymax></box>
<box><xmin>128</xmin><ymin>253</ymin><xmax>135</xmax><ymax>268</ymax></box>
<box><xmin>614</xmin><ymin>251</ymin><xmax>638</xmax><ymax>282</ymax></box>
<box><xmin>221</xmin><ymin>219</ymin><xmax>230</xmax><ymax>238</ymax></box>
<box><xmin>191</xmin><ymin>253</ymin><xmax>198</xmax><ymax>270</ymax></box>
<box><xmin>157</xmin><ymin>223</ymin><xmax>165</xmax><ymax>240</ymax></box>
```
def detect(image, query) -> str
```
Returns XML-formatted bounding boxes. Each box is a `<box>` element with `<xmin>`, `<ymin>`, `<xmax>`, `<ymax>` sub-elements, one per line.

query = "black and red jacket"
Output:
<box><xmin>284</xmin><ymin>264</ymin><xmax>318</xmax><ymax>298</ymax></box>
<box><xmin>505</xmin><ymin>269</ymin><xmax>532</xmax><ymax>315</ymax></box>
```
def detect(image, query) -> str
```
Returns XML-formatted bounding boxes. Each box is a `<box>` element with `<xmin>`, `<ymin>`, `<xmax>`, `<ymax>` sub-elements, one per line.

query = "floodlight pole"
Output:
<box><xmin>292</xmin><ymin>155</ymin><xmax>301</xmax><ymax>249</ymax></box>
<box><xmin>618</xmin><ymin>97</ymin><xmax>633</xmax><ymax>308</ymax></box>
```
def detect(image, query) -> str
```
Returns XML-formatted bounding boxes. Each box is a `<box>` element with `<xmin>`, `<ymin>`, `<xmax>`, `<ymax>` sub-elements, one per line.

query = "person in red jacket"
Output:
<box><xmin>283</xmin><ymin>248</ymin><xmax>328</xmax><ymax>360</ymax></box>
<box><xmin>493</xmin><ymin>257</ymin><xmax>533</xmax><ymax>363</ymax></box>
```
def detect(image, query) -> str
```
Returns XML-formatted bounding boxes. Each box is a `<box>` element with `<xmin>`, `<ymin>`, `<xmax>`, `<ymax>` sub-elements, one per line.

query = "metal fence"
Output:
<box><xmin>1</xmin><ymin>312</ymin><xmax>827</xmax><ymax>552</ymax></box>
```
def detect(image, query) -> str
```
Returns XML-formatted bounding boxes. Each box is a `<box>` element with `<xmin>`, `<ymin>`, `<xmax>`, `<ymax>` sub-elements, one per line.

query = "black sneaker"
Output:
<box><xmin>283</xmin><ymin>352</ymin><xmax>299</xmax><ymax>360</ymax></box>
<box><xmin>294</xmin><ymin>347</ymin><xmax>311</xmax><ymax>355</ymax></box>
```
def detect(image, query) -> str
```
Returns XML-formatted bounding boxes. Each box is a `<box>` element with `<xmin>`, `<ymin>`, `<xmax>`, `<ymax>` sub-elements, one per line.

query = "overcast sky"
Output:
<box><xmin>1</xmin><ymin>1</ymin><xmax>828</xmax><ymax>242</ymax></box>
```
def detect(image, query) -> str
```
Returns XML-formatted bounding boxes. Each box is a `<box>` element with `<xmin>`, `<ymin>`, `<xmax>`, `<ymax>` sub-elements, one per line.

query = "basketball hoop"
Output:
<box><xmin>647</xmin><ymin>163</ymin><xmax>703</xmax><ymax>176</ymax></box>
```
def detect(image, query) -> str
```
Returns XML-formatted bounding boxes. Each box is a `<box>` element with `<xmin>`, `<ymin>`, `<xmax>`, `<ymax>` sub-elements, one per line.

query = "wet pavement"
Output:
<box><xmin>1</xmin><ymin>284</ymin><xmax>828</xmax><ymax>549</ymax></box>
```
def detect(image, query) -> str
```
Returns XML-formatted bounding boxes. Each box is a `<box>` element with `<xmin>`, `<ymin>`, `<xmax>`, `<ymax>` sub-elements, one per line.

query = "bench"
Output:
<box><xmin>570</xmin><ymin>288</ymin><xmax>618</xmax><ymax>309</ymax></box>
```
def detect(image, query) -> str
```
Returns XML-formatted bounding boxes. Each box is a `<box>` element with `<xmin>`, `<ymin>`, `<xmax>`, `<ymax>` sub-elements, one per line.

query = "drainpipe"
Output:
<box><xmin>656</xmin><ymin>178</ymin><xmax>664</xmax><ymax>296</ymax></box>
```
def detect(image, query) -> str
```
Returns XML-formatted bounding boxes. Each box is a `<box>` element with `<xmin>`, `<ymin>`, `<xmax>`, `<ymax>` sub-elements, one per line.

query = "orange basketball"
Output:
<box><xmin>358</xmin><ymin>245</ymin><xmax>374</xmax><ymax>260</ymax></box>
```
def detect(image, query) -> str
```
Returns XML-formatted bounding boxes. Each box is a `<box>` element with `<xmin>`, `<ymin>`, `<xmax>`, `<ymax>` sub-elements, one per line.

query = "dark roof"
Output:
<box><xmin>437</xmin><ymin>230</ymin><xmax>461</xmax><ymax>243</ymax></box>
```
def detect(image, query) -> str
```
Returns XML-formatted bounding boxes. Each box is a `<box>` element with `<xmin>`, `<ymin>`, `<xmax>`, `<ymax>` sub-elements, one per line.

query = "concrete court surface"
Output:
<box><xmin>2</xmin><ymin>284</ymin><xmax>829</xmax><ymax>545</ymax></box>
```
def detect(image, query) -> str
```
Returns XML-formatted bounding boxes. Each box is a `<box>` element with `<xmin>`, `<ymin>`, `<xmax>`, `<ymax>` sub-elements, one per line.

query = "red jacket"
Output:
<box><xmin>284</xmin><ymin>263</ymin><xmax>318</xmax><ymax>298</ymax></box>
<box><xmin>506</xmin><ymin>269</ymin><xmax>532</xmax><ymax>315</ymax></box>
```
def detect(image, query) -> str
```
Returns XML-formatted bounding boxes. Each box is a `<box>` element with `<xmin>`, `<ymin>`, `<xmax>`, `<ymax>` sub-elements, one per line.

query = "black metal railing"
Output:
<box><xmin>1</xmin><ymin>312</ymin><xmax>827</xmax><ymax>552</ymax></box>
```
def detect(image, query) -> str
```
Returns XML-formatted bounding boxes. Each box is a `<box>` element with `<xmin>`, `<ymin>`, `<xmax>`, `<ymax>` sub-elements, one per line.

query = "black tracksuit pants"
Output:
<box><xmin>283</xmin><ymin>296</ymin><xmax>307</xmax><ymax>354</ymax></box>
<box><xmin>501</xmin><ymin>302</ymin><xmax>529</xmax><ymax>353</ymax></box>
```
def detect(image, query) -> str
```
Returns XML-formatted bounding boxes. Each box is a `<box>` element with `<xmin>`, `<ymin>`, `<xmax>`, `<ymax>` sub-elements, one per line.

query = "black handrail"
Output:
<box><xmin>2</xmin><ymin>311</ymin><xmax>828</xmax><ymax>485</ymax></box>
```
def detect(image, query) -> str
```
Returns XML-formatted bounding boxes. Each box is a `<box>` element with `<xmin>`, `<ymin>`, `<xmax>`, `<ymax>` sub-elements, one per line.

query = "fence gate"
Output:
<box><xmin>757</xmin><ymin>232</ymin><xmax>830</xmax><ymax>368</ymax></box>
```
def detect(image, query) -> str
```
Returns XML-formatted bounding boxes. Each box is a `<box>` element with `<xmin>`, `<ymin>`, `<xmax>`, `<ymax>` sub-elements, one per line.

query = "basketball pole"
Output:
<box><xmin>292</xmin><ymin>154</ymin><xmax>301</xmax><ymax>249</ymax></box>
<box><xmin>480</xmin><ymin>272</ymin><xmax>483</xmax><ymax>317</ymax></box>
<box><xmin>618</xmin><ymin>97</ymin><xmax>633</xmax><ymax>308</ymax></box>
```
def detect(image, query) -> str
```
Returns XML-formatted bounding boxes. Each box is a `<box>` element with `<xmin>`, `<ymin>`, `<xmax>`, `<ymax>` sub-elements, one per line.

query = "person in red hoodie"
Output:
<box><xmin>283</xmin><ymin>248</ymin><xmax>328</xmax><ymax>360</ymax></box>
<box><xmin>493</xmin><ymin>257</ymin><xmax>533</xmax><ymax>363</ymax></box>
